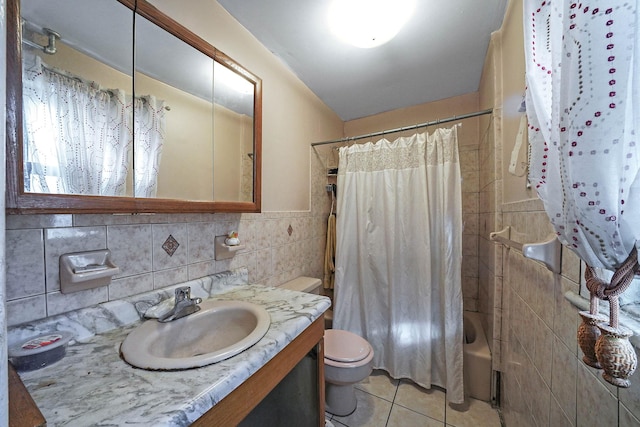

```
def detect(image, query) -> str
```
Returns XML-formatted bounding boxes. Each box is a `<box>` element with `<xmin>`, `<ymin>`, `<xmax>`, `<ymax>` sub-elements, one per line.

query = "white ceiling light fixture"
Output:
<box><xmin>328</xmin><ymin>0</ymin><xmax>416</xmax><ymax>48</ymax></box>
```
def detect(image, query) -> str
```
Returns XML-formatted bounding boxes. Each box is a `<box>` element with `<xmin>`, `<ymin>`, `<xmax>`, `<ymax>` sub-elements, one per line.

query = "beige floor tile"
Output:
<box><xmin>446</xmin><ymin>398</ymin><xmax>501</xmax><ymax>427</ymax></box>
<box><xmin>332</xmin><ymin>389</ymin><xmax>393</xmax><ymax>427</ymax></box>
<box><xmin>394</xmin><ymin>380</ymin><xmax>446</xmax><ymax>421</ymax></box>
<box><xmin>355</xmin><ymin>369</ymin><xmax>400</xmax><ymax>402</ymax></box>
<box><xmin>387</xmin><ymin>405</ymin><xmax>445</xmax><ymax>427</ymax></box>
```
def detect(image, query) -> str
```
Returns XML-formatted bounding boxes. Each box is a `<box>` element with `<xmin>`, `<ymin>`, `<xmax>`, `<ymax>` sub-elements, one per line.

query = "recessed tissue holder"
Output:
<box><xmin>59</xmin><ymin>249</ymin><xmax>119</xmax><ymax>294</ymax></box>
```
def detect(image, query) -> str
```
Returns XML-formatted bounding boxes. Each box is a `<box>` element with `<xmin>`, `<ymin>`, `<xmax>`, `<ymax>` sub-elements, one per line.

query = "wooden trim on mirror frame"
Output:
<box><xmin>5</xmin><ymin>0</ymin><xmax>262</xmax><ymax>214</ymax></box>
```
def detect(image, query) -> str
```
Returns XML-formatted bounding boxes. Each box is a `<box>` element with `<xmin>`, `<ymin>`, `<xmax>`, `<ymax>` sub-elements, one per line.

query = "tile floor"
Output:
<box><xmin>326</xmin><ymin>370</ymin><xmax>502</xmax><ymax>427</ymax></box>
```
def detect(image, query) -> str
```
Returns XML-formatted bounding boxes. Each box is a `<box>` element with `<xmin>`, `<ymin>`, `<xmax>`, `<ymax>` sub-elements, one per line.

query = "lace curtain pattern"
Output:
<box><xmin>134</xmin><ymin>95</ymin><xmax>166</xmax><ymax>198</ymax></box>
<box><xmin>525</xmin><ymin>0</ymin><xmax>640</xmax><ymax>387</ymax></box>
<box><xmin>334</xmin><ymin>126</ymin><xmax>464</xmax><ymax>403</ymax></box>
<box><xmin>23</xmin><ymin>56</ymin><xmax>130</xmax><ymax>196</ymax></box>
<box><xmin>525</xmin><ymin>1</ymin><xmax>640</xmax><ymax>270</ymax></box>
<box><xmin>22</xmin><ymin>55</ymin><xmax>166</xmax><ymax>198</ymax></box>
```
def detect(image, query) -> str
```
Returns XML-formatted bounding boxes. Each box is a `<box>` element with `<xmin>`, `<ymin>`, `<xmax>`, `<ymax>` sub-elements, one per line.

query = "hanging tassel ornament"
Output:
<box><xmin>578</xmin><ymin>265</ymin><xmax>609</xmax><ymax>368</ymax></box>
<box><xmin>579</xmin><ymin>247</ymin><xmax>639</xmax><ymax>387</ymax></box>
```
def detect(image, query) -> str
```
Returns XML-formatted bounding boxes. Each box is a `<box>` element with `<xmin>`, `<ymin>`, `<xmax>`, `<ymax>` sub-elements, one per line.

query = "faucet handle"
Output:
<box><xmin>174</xmin><ymin>286</ymin><xmax>192</xmax><ymax>302</ymax></box>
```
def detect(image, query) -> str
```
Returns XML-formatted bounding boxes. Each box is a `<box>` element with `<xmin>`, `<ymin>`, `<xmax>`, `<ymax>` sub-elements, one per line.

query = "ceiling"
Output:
<box><xmin>217</xmin><ymin>0</ymin><xmax>508</xmax><ymax>121</ymax></box>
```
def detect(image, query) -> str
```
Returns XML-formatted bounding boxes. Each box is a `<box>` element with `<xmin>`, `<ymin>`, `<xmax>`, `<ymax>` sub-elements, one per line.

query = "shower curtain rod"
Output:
<box><xmin>310</xmin><ymin>108</ymin><xmax>493</xmax><ymax>147</ymax></box>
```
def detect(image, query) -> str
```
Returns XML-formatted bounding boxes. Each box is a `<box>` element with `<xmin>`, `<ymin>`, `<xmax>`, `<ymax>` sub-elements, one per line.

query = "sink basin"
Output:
<box><xmin>121</xmin><ymin>299</ymin><xmax>270</xmax><ymax>370</ymax></box>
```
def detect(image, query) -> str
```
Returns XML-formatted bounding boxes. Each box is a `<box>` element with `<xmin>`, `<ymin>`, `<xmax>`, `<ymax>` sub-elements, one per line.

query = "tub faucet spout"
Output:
<box><xmin>158</xmin><ymin>286</ymin><xmax>202</xmax><ymax>323</ymax></box>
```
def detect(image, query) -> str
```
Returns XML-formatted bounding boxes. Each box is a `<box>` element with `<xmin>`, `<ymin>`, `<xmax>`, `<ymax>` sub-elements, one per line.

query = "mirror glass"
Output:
<box><xmin>16</xmin><ymin>0</ymin><xmax>256</xmax><ymax>204</ymax></box>
<box><xmin>134</xmin><ymin>14</ymin><xmax>215</xmax><ymax>200</ymax></box>
<box><xmin>21</xmin><ymin>0</ymin><xmax>134</xmax><ymax>197</ymax></box>
<box><xmin>213</xmin><ymin>61</ymin><xmax>255</xmax><ymax>203</ymax></box>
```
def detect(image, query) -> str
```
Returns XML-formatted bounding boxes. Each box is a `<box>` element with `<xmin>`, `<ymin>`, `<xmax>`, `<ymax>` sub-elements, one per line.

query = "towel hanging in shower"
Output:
<box><xmin>323</xmin><ymin>213</ymin><xmax>336</xmax><ymax>289</ymax></box>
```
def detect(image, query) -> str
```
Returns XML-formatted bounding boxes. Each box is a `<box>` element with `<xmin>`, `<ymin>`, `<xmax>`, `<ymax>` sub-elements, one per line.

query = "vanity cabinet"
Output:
<box><xmin>193</xmin><ymin>316</ymin><xmax>325</xmax><ymax>427</ymax></box>
<box><xmin>8</xmin><ymin>279</ymin><xmax>329</xmax><ymax>426</ymax></box>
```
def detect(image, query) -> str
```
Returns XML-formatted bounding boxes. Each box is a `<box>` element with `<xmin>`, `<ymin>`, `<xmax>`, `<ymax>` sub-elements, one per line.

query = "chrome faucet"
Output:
<box><xmin>158</xmin><ymin>286</ymin><xmax>202</xmax><ymax>323</ymax></box>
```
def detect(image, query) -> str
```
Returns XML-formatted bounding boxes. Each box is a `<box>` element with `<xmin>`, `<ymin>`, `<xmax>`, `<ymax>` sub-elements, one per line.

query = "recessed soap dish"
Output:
<box><xmin>59</xmin><ymin>249</ymin><xmax>119</xmax><ymax>294</ymax></box>
<box><xmin>214</xmin><ymin>235</ymin><xmax>245</xmax><ymax>260</ymax></box>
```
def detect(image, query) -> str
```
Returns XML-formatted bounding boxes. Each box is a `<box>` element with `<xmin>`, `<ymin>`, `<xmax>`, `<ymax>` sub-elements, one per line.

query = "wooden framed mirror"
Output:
<box><xmin>6</xmin><ymin>0</ymin><xmax>262</xmax><ymax>213</ymax></box>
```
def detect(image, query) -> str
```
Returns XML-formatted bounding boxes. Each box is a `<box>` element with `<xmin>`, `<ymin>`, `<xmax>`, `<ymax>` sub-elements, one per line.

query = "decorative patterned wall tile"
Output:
<box><xmin>152</xmin><ymin>224</ymin><xmax>188</xmax><ymax>271</ymax></box>
<box><xmin>44</xmin><ymin>227</ymin><xmax>107</xmax><ymax>292</ymax></box>
<box><xmin>6</xmin><ymin>229</ymin><xmax>45</xmax><ymax>300</ymax></box>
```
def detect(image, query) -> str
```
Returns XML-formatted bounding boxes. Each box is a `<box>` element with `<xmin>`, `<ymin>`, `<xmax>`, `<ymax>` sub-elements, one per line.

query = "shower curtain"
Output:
<box><xmin>333</xmin><ymin>126</ymin><xmax>464</xmax><ymax>404</ymax></box>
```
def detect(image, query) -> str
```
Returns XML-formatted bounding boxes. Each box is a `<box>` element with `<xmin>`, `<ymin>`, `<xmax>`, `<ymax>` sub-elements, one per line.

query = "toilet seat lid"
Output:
<box><xmin>324</xmin><ymin>329</ymin><xmax>371</xmax><ymax>363</ymax></box>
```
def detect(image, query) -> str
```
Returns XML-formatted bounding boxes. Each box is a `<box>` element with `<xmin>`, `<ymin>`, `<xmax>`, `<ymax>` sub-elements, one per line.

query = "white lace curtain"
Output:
<box><xmin>134</xmin><ymin>95</ymin><xmax>166</xmax><ymax>198</ymax></box>
<box><xmin>23</xmin><ymin>56</ymin><xmax>166</xmax><ymax>197</ymax></box>
<box><xmin>525</xmin><ymin>0</ymin><xmax>640</xmax><ymax>387</ymax></box>
<box><xmin>334</xmin><ymin>126</ymin><xmax>464</xmax><ymax>403</ymax></box>
<box><xmin>525</xmin><ymin>1</ymin><xmax>640</xmax><ymax>271</ymax></box>
<box><xmin>23</xmin><ymin>56</ymin><xmax>130</xmax><ymax>196</ymax></box>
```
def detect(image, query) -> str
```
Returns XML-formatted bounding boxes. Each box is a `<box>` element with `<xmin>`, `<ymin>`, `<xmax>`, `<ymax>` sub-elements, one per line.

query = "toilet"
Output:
<box><xmin>278</xmin><ymin>277</ymin><xmax>374</xmax><ymax>416</ymax></box>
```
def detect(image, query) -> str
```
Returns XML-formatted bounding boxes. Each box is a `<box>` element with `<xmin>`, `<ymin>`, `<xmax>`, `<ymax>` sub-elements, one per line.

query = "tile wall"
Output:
<box><xmin>500</xmin><ymin>199</ymin><xmax>640</xmax><ymax>427</ymax></box>
<box><xmin>478</xmin><ymin>115</ymin><xmax>504</xmax><ymax>371</ymax></box>
<box><xmin>5</xmin><ymin>211</ymin><xmax>328</xmax><ymax>326</ymax></box>
<box><xmin>460</xmin><ymin>143</ymin><xmax>481</xmax><ymax>313</ymax></box>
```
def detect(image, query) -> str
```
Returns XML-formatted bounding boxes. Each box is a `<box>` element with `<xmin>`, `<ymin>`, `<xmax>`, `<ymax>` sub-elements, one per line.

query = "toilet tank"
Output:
<box><xmin>279</xmin><ymin>277</ymin><xmax>322</xmax><ymax>294</ymax></box>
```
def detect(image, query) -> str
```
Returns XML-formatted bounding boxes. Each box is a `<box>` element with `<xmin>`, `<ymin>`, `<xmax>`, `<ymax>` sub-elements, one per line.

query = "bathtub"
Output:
<box><xmin>463</xmin><ymin>311</ymin><xmax>492</xmax><ymax>402</ymax></box>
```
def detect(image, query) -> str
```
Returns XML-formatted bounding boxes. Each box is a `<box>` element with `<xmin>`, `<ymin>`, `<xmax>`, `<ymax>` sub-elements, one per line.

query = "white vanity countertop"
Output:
<box><xmin>11</xmin><ymin>272</ymin><xmax>331</xmax><ymax>426</ymax></box>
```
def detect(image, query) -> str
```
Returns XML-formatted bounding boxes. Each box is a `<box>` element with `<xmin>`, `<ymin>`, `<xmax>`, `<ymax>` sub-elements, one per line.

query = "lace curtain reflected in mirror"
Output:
<box><xmin>22</xmin><ymin>54</ymin><xmax>165</xmax><ymax>197</ymax></box>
